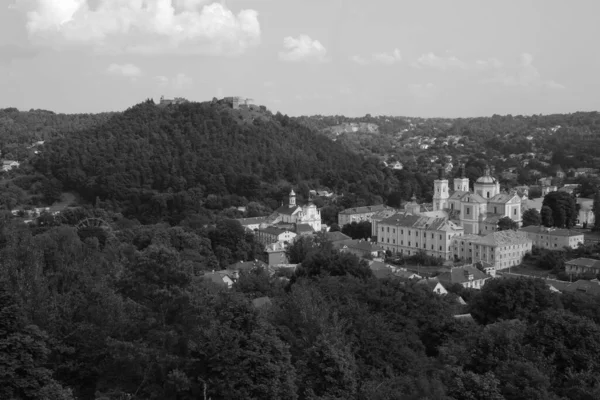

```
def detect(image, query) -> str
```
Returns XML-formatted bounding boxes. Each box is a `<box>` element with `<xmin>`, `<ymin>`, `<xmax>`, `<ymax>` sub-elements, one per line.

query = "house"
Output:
<box><xmin>255</xmin><ymin>227</ymin><xmax>297</xmax><ymax>246</ymax></box>
<box><xmin>390</xmin><ymin>161</ymin><xmax>403</xmax><ymax>170</ymax></box>
<box><xmin>541</xmin><ymin>185</ymin><xmax>558</xmax><ymax>196</ymax></box>
<box><xmin>2</xmin><ymin>160</ymin><xmax>20</xmax><ymax>172</ymax></box>
<box><xmin>436</xmin><ymin>265</ymin><xmax>490</xmax><ymax>290</ymax></box>
<box><xmin>417</xmin><ymin>278</ymin><xmax>448</xmax><ymax>295</ymax></box>
<box><xmin>265</xmin><ymin>242</ymin><xmax>289</xmax><ymax>266</ymax></box>
<box><xmin>562</xmin><ymin>279</ymin><xmax>600</xmax><ymax>296</ymax></box>
<box><xmin>452</xmin><ymin>230</ymin><xmax>532</xmax><ymax>271</ymax></box>
<box><xmin>201</xmin><ymin>271</ymin><xmax>234</xmax><ymax>289</ymax></box>
<box><xmin>565</xmin><ymin>258</ymin><xmax>600</xmax><ymax>276</ymax></box>
<box><xmin>518</xmin><ymin>226</ymin><xmax>584</xmax><ymax>250</ymax></box>
<box><xmin>236</xmin><ymin>216</ymin><xmax>268</xmax><ymax>232</ymax></box>
<box><xmin>555</xmin><ymin>168</ymin><xmax>566</xmax><ymax>179</ymax></box>
<box><xmin>394</xmin><ymin>268</ymin><xmax>422</xmax><ymax>280</ymax></box>
<box><xmin>576</xmin><ymin>198</ymin><xmax>595</xmax><ymax>227</ymax></box>
<box><xmin>537</xmin><ymin>177</ymin><xmax>552</xmax><ymax>186</ymax></box>
<box><xmin>228</xmin><ymin>259</ymin><xmax>269</xmax><ymax>275</ymax></box>
<box><xmin>295</xmin><ymin>223</ymin><xmax>315</xmax><ymax>236</ymax></box>
<box><xmin>334</xmin><ymin>239</ymin><xmax>383</xmax><ymax>258</ymax></box>
<box><xmin>338</xmin><ymin>204</ymin><xmax>394</xmax><ymax>227</ymax></box>
<box><xmin>377</xmin><ymin>213</ymin><xmax>464</xmax><ymax>260</ymax></box>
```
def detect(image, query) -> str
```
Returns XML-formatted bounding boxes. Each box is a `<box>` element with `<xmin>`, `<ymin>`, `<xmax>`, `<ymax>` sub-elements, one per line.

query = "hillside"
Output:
<box><xmin>31</xmin><ymin>100</ymin><xmax>403</xmax><ymax>223</ymax></box>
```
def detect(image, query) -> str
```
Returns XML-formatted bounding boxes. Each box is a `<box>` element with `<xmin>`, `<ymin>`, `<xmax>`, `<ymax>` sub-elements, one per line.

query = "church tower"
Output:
<box><xmin>453</xmin><ymin>164</ymin><xmax>470</xmax><ymax>192</ymax></box>
<box><xmin>433</xmin><ymin>168</ymin><xmax>449</xmax><ymax>211</ymax></box>
<box><xmin>289</xmin><ymin>189</ymin><xmax>296</xmax><ymax>207</ymax></box>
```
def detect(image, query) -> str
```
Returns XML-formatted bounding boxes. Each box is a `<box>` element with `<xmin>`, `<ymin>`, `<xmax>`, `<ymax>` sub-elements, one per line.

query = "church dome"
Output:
<box><xmin>476</xmin><ymin>175</ymin><xmax>496</xmax><ymax>184</ymax></box>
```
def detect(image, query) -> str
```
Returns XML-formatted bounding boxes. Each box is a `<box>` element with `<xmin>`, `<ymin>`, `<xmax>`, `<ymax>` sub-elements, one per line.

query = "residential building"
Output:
<box><xmin>338</xmin><ymin>204</ymin><xmax>394</xmax><ymax>227</ymax></box>
<box><xmin>417</xmin><ymin>278</ymin><xmax>448</xmax><ymax>295</ymax></box>
<box><xmin>334</xmin><ymin>239</ymin><xmax>383</xmax><ymax>258</ymax></box>
<box><xmin>255</xmin><ymin>227</ymin><xmax>297</xmax><ymax>246</ymax></box>
<box><xmin>562</xmin><ymin>279</ymin><xmax>600</xmax><ymax>296</ymax></box>
<box><xmin>452</xmin><ymin>230</ymin><xmax>532</xmax><ymax>271</ymax></box>
<box><xmin>201</xmin><ymin>271</ymin><xmax>234</xmax><ymax>289</ymax></box>
<box><xmin>2</xmin><ymin>160</ymin><xmax>20</xmax><ymax>172</ymax></box>
<box><xmin>377</xmin><ymin>213</ymin><xmax>464</xmax><ymax>260</ymax></box>
<box><xmin>577</xmin><ymin>198</ymin><xmax>595</xmax><ymax>227</ymax></box>
<box><xmin>236</xmin><ymin>216</ymin><xmax>268</xmax><ymax>231</ymax></box>
<box><xmin>541</xmin><ymin>185</ymin><xmax>558</xmax><ymax>196</ymax></box>
<box><xmin>269</xmin><ymin>189</ymin><xmax>322</xmax><ymax>231</ymax></box>
<box><xmin>565</xmin><ymin>258</ymin><xmax>600</xmax><ymax>276</ymax></box>
<box><xmin>518</xmin><ymin>226</ymin><xmax>584</xmax><ymax>250</ymax></box>
<box><xmin>436</xmin><ymin>265</ymin><xmax>490</xmax><ymax>290</ymax></box>
<box><xmin>264</xmin><ymin>242</ymin><xmax>289</xmax><ymax>266</ymax></box>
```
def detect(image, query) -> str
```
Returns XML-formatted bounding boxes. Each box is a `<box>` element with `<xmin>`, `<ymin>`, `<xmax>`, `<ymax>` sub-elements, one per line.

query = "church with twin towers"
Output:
<box><xmin>432</xmin><ymin>165</ymin><xmax>522</xmax><ymax>235</ymax></box>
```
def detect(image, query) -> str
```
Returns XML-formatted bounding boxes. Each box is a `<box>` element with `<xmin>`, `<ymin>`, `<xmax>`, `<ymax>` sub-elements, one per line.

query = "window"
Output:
<box><xmin>423</xmin><ymin>244</ymin><xmax>426</xmax><ymax>249</ymax></box>
<box><xmin>431</xmin><ymin>233</ymin><xmax>434</xmax><ymax>239</ymax></box>
<box><xmin>487</xmin><ymin>191</ymin><xmax>490</xmax><ymax>198</ymax></box>
<box><xmin>466</xmin><ymin>207</ymin><xmax>470</xmax><ymax>215</ymax></box>
<box><xmin>381</xmin><ymin>227</ymin><xmax>384</xmax><ymax>232</ymax></box>
<box><xmin>408</xmin><ymin>230</ymin><xmax>411</xmax><ymax>236</ymax></box>
<box><xmin>439</xmin><ymin>235</ymin><xmax>442</xmax><ymax>240</ymax></box>
<box><xmin>401</xmin><ymin>229</ymin><xmax>404</xmax><ymax>234</ymax></box>
<box><xmin>393</xmin><ymin>228</ymin><xmax>395</xmax><ymax>233</ymax></box>
<box><xmin>401</xmin><ymin>240</ymin><xmax>403</xmax><ymax>245</ymax></box>
<box><xmin>423</xmin><ymin>232</ymin><xmax>426</xmax><ymax>237</ymax></box>
<box><xmin>431</xmin><ymin>245</ymin><xmax>434</xmax><ymax>250</ymax></box>
<box><xmin>387</xmin><ymin>227</ymin><xmax>389</xmax><ymax>233</ymax></box>
<box><xmin>393</xmin><ymin>239</ymin><xmax>395</xmax><ymax>244</ymax></box>
<box><xmin>494</xmin><ymin>206</ymin><xmax>497</xmax><ymax>214</ymax></box>
<box><xmin>408</xmin><ymin>241</ymin><xmax>411</xmax><ymax>246</ymax></box>
<box><xmin>439</xmin><ymin>246</ymin><xmax>442</xmax><ymax>251</ymax></box>
<box><xmin>513</xmin><ymin>209</ymin><xmax>517</xmax><ymax>215</ymax></box>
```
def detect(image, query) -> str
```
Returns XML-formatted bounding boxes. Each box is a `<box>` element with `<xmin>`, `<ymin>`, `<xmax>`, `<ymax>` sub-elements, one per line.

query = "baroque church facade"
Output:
<box><xmin>269</xmin><ymin>190</ymin><xmax>322</xmax><ymax>232</ymax></box>
<box><xmin>433</xmin><ymin>166</ymin><xmax>522</xmax><ymax>235</ymax></box>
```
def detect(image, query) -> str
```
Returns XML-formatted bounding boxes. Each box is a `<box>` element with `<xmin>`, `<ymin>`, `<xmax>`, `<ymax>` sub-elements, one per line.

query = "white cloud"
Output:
<box><xmin>351</xmin><ymin>48</ymin><xmax>401</xmax><ymax>66</ymax></box>
<box><xmin>408</xmin><ymin>83</ymin><xmax>437</xmax><ymax>100</ymax></box>
<box><xmin>475</xmin><ymin>58</ymin><xmax>503</xmax><ymax>70</ymax></box>
<box><xmin>15</xmin><ymin>0</ymin><xmax>261</xmax><ymax>56</ymax></box>
<box><xmin>278</xmin><ymin>35</ymin><xmax>328</xmax><ymax>63</ymax></box>
<box><xmin>413</xmin><ymin>52</ymin><xmax>467</xmax><ymax>70</ymax></box>
<box><xmin>154</xmin><ymin>73</ymin><xmax>192</xmax><ymax>89</ymax></box>
<box><xmin>484</xmin><ymin>53</ymin><xmax>565</xmax><ymax>89</ymax></box>
<box><xmin>107</xmin><ymin>63</ymin><xmax>142</xmax><ymax>78</ymax></box>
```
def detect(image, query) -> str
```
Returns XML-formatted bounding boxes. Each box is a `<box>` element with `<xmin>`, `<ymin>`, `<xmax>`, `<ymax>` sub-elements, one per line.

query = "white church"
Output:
<box><xmin>432</xmin><ymin>165</ymin><xmax>522</xmax><ymax>235</ymax></box>
<box><xmin>270</xmin><ymin>189</ymin><xmax>322</xmax><ymax>232</ymax></box>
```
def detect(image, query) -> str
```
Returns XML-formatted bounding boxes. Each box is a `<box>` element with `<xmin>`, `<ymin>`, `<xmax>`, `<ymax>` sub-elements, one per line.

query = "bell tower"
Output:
<box><xmin>288</xmin><ymin>189</ymin><xmax>296</xmax><ymax>207</ymax></box>
<box><xmin>453</xmin><ymin>164</ymin><xmax>470</xmax><ymax>192</ymax></box>
<box><xmin>433</xmin><ymin>168</ymin><xmax>449</xmax><ymax>211</ymax></box>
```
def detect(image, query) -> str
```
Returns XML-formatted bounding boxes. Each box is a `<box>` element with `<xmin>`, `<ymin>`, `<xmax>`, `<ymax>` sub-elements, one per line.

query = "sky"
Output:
<box><xmin>1</xmin><ymin>0</ymin><xmax>599</xmax><ymax>118</ymax></box>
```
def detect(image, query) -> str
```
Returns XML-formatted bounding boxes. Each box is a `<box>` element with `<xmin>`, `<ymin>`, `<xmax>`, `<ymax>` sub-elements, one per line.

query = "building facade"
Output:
<box><xmin>518</xmin><ymin>226</ymin><xmax>584</xmax><ymax>250</ymax></box>
<box><xmin>338</xmin><ymin>204</ymin><xmax>394</xmax><ymax>227</ymax></box>
<box><xmin>451</xmin><ymin>230</ymin><xmax>532</xmax><ymax>271</ymax></box>
<box><xmin>270</xmin><ymin>190</ymin><xmax>322</xmax><ymax>232</ymax></box>
<box><xmin>376</xmin><ymin>213</ymin><xmax>464</xmax><ymax>260</ymax></box>
<box><xmin>255</xmin><ymin>227</ymin><xmax>297</xmax><ymax>246</ymax></box>
<box><xmin>436</xmin><ymin>265</ymin><xmax>490</xmax><ymax>290</ymax></box>
<box><xmin>434</xmin><ymin>166</ymin><xmax>522</xmax><ymax>235</ymax></box>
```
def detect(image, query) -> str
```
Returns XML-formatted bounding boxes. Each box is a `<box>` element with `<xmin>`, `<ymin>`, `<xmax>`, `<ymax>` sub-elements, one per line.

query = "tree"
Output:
<box><xmin>0</xmin><ymin>285</ymin><xmax>74</xmax><ymax>399</ymax></box>
<box><xmin>469</xmin><ymin>277</ymin><xmax>562</xmax><ymax>324</ymax></box>
<box><xmin>542</xmin><ymin>191</ymin><xmax>578</xmax><ymax>228</ymax></box>
<box><xmin>541</xmin><ymin>206</ymin><xmax>554</xmax><ymax>227</ymax></box>
<box><xmin>522</xmin><ymin>208</ymin><xmax>541</xmax><ymax>227</ymax></box>
<box><xmin>341</xmin><ymin>221</ymin><xmax>372</xmax><ymax>240</ymax></box>
<box><xmin>497</xmin><ymin>216</ymin><xmax>519</xmax><ymax>231</ymax></box>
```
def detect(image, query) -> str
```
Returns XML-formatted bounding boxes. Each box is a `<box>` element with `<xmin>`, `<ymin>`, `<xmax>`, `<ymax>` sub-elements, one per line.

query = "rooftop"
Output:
<box><xmin>380</xmin><ymin>213</ymin><xmax>462</xmax><ymax>232</ymax></box>
<box><xmin>236</xmin><ymin>216</ymin><xmax>268</xmax><ymax>226</ymax></box>
<box><xmin>437</xmin><ymin>265</ymin><xmax>489</xmax><ymax>285</ymax></box>
<box><xmin>339</xmin><ymin>204</ymin><xmax>392</xmax><ymax>215</ymax></box>
<box><xmin>463</xmin><ymin>230</ymin><xmax>530</xmax><ymax>247</ymax></box>
<box><xmin>565</xmin><ymin>258</ymin><xmax>600</xmax><ymax>269</ymax></box>
<box><xmin>519</xmin><ymin>226</ymin><xmax>584</xmax><ymax>237</ymax></box>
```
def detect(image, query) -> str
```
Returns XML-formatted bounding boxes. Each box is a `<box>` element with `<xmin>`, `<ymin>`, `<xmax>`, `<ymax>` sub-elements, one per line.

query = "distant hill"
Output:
<box><xmin>0</xmin><ymin>107</ymin><xmax>116</xmax><ymax>160</ymax></box>
<box><xmin>32</xmin><ymin>99</ymin><xmax>400</xmax><ymax>222</ymax></box>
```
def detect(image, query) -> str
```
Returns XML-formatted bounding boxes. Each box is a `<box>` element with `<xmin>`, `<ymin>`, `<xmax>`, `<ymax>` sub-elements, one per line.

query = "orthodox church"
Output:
<box><xmin>432</xmin><ymin>165</ymin><xmax>522</xmax><ymax>235</ymax></box>
<box><xmin>268</xmin><ymin>189</ymin><xmax>322</xmax><ymax>232</ymax></box>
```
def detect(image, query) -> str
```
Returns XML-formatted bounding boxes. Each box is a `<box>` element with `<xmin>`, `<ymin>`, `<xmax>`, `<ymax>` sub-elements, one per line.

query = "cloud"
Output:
<box><xmin>484</xmin><ymin>53</ymin><xmax>565</xmax><ymax>89</ymax></box>
<box><xmin>413</xmin><ymin>52</ymin><xmax>468</xmax><ymax>70</ymax></box>
<box><xmin>15</xmin><ymin>0</ymin><xmax>261</xmax><ymax>56</ymax></box>
<box><xmin>351</xmin><ymin>48</ymin><xmax>401</xmax><ymax>66</ymax></box>
<box><xmin>474</xmin><ymin>58</ymin><xmax>503</xmax><ymax>70</ymax></box>
<box><xmin>278</xmin><ymin>35</ymin><xmax>328</xmax><ymax>63</ymax></box>
<box><xmin>154</xmin><ymin>73</ymin><xmax>192</xmax><ymax>89</ymax></box>
<box><xmin>408</xmin><ymin>83</ymin><xmax>437</xmax><ymax>100</ymax></box>
<box><xmin>107</xmin><ymin>63</ymin><xmax>142</xmax><ymax>78</ymax></box>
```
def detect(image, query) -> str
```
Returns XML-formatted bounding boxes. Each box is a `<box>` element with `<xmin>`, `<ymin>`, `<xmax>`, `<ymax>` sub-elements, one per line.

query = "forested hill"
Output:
<box><xmin>33</xmin><ymin>100</ymin><xmax>398</xmax><ymax>222</ymax></box>
<box><xmin>0</xmin><ymin>107</ymin><xmax>115</xmax><ymax>160</ymax></box>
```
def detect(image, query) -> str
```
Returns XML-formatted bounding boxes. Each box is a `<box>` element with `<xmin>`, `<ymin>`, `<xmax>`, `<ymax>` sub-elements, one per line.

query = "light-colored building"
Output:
<box><xmin>565</xmin><ymin>258</ymin><xmax>600</xmax><ymax>276</ymax></box>
<box><xmin>255</xmin><ymin>227</ymin><xmax>297</xmax><ymax>246</ymax></box>
<box><xmin>436</xmin><ymin>265</ymin><xmax>490</xmax><ymax>290</ymax></box>
<box><xmin>541</xmin><ymin>185</ymin><xmax>558</xmax><ymax>196</ymax></box>
<box><xmin>417</xmin><ymin>278</ymin><xmax>448</xmax><ymax>295</ymax></box>
<box><xmin>433</xmin><ymin>166</ymin><xmax>522</xmax><ymax>235</ymax></box>
<box><xmin>264</xmin><ymin>242</ymin><xmax>289</xmax><ymax>266</ymax></box>
<box><xmin>370</xmin><ymin>208</ymin><xmax>399</xmax><ymax>237</ymax></box>
<box><xmin>334</xmin><ymin>239</ymin><xmax>383</xmax><ymax>258</ymax></box>
<box><xmin>518</xmin><ymin>226</ymin><xmax>584</xmax><ymax>250</ymax></box>
<box><xmin>2</xmin><ymin>160</ymin><xmax>20</xmax><ymax>172</ymax></box>
<box><xmin>377</xmin><ymin>213</ymin><xmax>464</xmax><ymax>260</ymax></box>
<box><xmin>338</xmin><ymin>204</ymin><xmax>394</xmax><ymax>227</ymax></box>
<box><xmin>451</xmin><ymin>230</ymin><xmax>532</xmax><ymax>271</ymax></box>
<box><xmin>269</xmin><ymin>190</ymin><xmax>322</xmax><ymax>232</ymax></box>
<box><xmin>236</xmin><ymin>216</ymin><xmax>268</xmax><ymax>231</ymax></box>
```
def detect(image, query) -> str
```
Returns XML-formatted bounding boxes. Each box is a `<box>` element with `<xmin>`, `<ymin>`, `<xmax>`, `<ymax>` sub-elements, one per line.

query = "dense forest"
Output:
<box><xmin>3</xmin><ymin>216</ymin><xmax>600</xmax><ymax>399</ymax></box>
